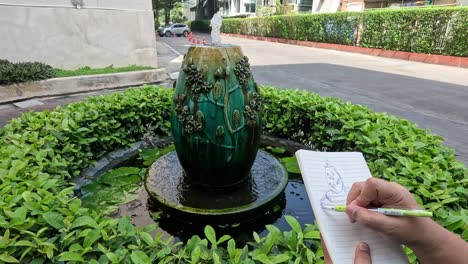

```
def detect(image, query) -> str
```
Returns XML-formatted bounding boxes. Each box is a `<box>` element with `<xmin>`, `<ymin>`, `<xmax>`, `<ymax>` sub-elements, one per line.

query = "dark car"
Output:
<box><xmin>157</xmin><ymin>23</ymin><xmax>191</xmax><ymax>37</ymax></box>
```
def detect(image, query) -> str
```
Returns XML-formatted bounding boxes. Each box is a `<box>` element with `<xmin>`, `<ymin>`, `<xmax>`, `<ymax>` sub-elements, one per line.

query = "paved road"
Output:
<box><xmin>158</xmin><ymin>33</ymin><xmax>468</xmax><ymax>165</ymax></box>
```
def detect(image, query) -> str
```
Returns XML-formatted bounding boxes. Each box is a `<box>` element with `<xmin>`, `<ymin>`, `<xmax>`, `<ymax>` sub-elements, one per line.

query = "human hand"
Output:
<box><xmin>345</xmin><ymin>178</ymin><xmax>468</xmax><ymax>264</ymax></box>
<box><xmin>345</xmin><ymin>178</ymin><xmax>434</xmax><ymax>247</ymax></box>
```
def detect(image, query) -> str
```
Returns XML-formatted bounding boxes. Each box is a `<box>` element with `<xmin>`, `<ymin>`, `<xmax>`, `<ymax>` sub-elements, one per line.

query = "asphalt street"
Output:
<box><xmin>158</xmin><ymin>33</ymin><xmax>468</xmax><ymax>165</ymax></box>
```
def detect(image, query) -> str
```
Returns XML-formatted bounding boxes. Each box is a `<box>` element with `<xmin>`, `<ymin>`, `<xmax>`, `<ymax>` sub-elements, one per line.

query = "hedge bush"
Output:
<box><xmin>223</xmin><ymin>12</ymin><xmax>361</xmax><ymax>45</ymax></box>
<box><xmin>222</xmin><ymin>7</ymin><xmax>468</xmax><ymax>57</ymax></box>
<box><xmin>360</xmin><ymin>7</ymin><xmax>468</xmax><ymax>57</ymax></box>
<box><xmin>188</xmin><ymin>20</ymin><xmax>211</xmax><ymax>33</ymax></box>
<box><xmin>0</xmin><ymin>85</ymin><xmax>466</xmax><ymax>263</ymax></box>
<box><xmin>0</xmin><ymin>59</ymin><xmax>54</xmax><ymax>85</ymax></box>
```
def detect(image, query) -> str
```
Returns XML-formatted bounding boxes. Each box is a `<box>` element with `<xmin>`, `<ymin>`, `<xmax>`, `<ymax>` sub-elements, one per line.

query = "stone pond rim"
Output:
<box><xmin>144</xmin><ymin>150</ymin><xmax>289</xmax><ymax>224</ymax></box>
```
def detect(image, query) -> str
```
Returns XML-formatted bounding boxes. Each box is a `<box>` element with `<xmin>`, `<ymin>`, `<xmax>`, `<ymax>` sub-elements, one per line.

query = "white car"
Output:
<box><xmin>158</xmin><ymin>23</ymin><xmax>191</xmax><ymax>37</ymax></box>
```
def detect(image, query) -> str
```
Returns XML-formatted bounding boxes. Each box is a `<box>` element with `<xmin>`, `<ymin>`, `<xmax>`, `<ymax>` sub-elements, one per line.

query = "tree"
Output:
<box><xmin>152</xmin><ymin>0</ymin><xmax>182</xmax><ymax>26</ymax></box>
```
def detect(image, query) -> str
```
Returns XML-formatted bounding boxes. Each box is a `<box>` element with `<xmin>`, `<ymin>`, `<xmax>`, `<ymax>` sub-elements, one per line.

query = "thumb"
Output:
<box><xmin>354</xmin><ymin>242</ymin><xmax>371</xmax><ymax>264</ymax></box>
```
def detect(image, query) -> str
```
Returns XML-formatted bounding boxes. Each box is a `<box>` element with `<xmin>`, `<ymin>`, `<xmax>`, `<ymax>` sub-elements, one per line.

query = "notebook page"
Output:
<box><xmin>296</xmin><ymin>150</ymin><xmax>408</xmax><ymax>264</ymax></box>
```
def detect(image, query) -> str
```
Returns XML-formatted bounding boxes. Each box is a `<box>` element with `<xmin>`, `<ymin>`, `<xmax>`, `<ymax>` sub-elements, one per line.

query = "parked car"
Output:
<box><xmin>158</xmin><ymin>23</ymin><xmax>191</xmax><ymax>37</ymax></box>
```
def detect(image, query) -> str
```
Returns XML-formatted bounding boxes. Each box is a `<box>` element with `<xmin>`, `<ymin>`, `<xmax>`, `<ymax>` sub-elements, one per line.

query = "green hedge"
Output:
<box><xmin>0</xmin><ymin>85</ymin><xmax>466</xmax><ymax>263</ymax></box>
<box><xmin>0</xmin><ymin>59</ymin><xmax>54</xmax><ymax>85</ymax></box>
<box><xmin>188</xmin><ymin>20</ymin><xmax>211</xmax><ymax>33</ymax></box>
<box><xmin>360</xmin><ymin>8</ymin><xmax>468</xmax><ymax>57</ymax></box>
<box><xmin>223</xmin><ymin>12</ymin><xmax>361</xmax><ymax>45</ymax></box>
<box><xmin>222</xmin><ymin>7</ymin><xmax>468</xmax><ymax>57</ymax></box>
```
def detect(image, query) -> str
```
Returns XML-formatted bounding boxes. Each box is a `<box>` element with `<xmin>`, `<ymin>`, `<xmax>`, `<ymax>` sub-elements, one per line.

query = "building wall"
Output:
<box><xmin>312</xmin><ymin>0</ymin><xmax>341</xmax><ymax>13</ymax></box>
<box><xmin>0</xmin><ymin>0</ymin><xmax>158</xmax><ymax>70</ymax></box>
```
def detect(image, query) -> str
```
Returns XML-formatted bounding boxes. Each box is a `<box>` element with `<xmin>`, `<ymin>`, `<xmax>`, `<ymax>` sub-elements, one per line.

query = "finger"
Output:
<box><xmin>346</xmin><ymin>204</ymin><xmax>395</xmax><ymax>230</ymax></box>
<box><xmin>320</xmin><ymin>234</ymin><xmax>333</xmax><ymax>264</ymax></box>
<box><xmin>347</xmin><ymin>182</ymin><xmax>364</xmax><ymax>205</ymax></box>
<box><xmin>354</xmin><ymin>242</ymin><xmax>371</xmax><ymax>264</ymax></box>
<box><xmin>354</xmin><ymin>178</ymin><xmax>390</xmax><ymax>207</ymax></box>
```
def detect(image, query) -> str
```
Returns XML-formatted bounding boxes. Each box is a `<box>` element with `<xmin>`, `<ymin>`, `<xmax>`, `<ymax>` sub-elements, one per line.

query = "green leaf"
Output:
<box><xmin>69</xmin><ymin>198</ymin><xmax>81</xmax><ymax>213</ymax></box>
<box><xmin>14</xmin><ymin>240</ymin><xmax>37</xmax><ymax>248</ymax></box>
<box><xmin>270</xmin><ymin>253</ymin><xmax>291</xmax><ymax>263</ymax></box>
<box><xmin>441</xmin><ymin>197</ymin><xmax>459</xmax><ymax>204</ymax></box>
<box><xmin>59</xmin><ymin>252</ymin><xmax>84</xmax><ymax>262</ymax></box>
<box><xmin>130</xmin><ymin>250</ymin><xmax>151</xmax><ymax>264</ymax></box>
<box><xmin>303</xmin><ymin>230</ymin><xmax>321</xmax><ymax>240</ymax></box>
<box><xmin>11</xmin><ymin>207</ymin><xmax>27</xmax><ymax>225</ymax></box>
<box><xmin>281</xmin><ymin>156</ymin><xmax>301</xmax><ymax>174</ymax></box>
<box><xmin>139</xmin><ymin>145</ymin><xmax>175</xmax><ymax>166</ymax></box>
<box><xmin>98</xmin><ymin>167</ymin><xmax>142</xmax><ymax>186</ymax></box>
<box><xmin>118</xmin><ymin>216</ymin><xmax>135</xmax><ymax>235</ymax></box>
<box><xmin>213</xmin><ymin>251</ymin><xmax>221</xmax><ymax>264</ymax></box>
<box><xmin>71</xmin><ymin>216</ymin><xmax>99</xmax><ymax>229</ymax></box>
<box><xmin>105</xmin><ymin>252</ymin><xmax>119</xmax><ymax>264</ymax></box>
<box><xmin>83</xmin><ymin>229</ymin><xmax>101</xmax><ymax>248</ymax></box>
<box><xmin>191</xmin><ymin>246</ymin><xmax>201</xmax><ymax>264</ymax></box>
<box><xmin>217</xmin><ymin>234</ymin><xmax>231</xmax><ymax>245</ymax></box>
<box><xmin>285</xmin><ymin>215</ymin><xmax>302</xmax><ymax>233</ymax></box>
<box><xmin>43</xmin><ymin>212</ymin><xmax>64</xmax><ymax>230</ymax></box>
<box><xmin>204</xmin><ymin>225</ymin><xmax>216</xmax><ymax>246</ymax></box>
<box><xmin>252</xmin><ymin>253</ymin><xmax>273</xmax><ymax>264</ymax></box>
<box><xmin>140</xmin><ymin>232</ymin><xmax>154</xmax><ymax>246</ymax></box>
<box><xmin>0</xmin><ymin>254</ymin><xmax>19</xmax><ymax>263</ymax></box>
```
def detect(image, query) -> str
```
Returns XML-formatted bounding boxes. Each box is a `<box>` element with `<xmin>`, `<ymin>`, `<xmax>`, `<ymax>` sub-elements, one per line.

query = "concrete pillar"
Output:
<box><xmin>0</xmin><ymin>0</ymin><xmax>158</xmax><ymax>69</ymax></box>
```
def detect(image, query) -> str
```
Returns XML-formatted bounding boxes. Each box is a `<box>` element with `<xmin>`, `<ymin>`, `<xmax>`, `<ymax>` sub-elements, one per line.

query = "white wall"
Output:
<box><xmin>312</xmin><ymin>0</ymin><xmax>341</xmax><ymax>13</ymax></box>
<box><xmin>0</xmin><ymin>0</ymin><xmax>158</xmax><ymax>69</ymax></box>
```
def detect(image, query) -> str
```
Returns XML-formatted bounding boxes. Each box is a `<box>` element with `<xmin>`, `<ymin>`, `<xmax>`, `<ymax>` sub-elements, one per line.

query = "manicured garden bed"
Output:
<box><xmin>0</xmin><ymin>59</ymin><xmax>154</xmax><ymax>85</ymax></box>
<box><xmin>54</xmin><ymin>65</ymin><xmax>154</xmax><ymax>78</ymax></box>
<box><xmin>0</xmin><ymin>85</ymin><xmax>465</xmax><ymax>263</ymax></box>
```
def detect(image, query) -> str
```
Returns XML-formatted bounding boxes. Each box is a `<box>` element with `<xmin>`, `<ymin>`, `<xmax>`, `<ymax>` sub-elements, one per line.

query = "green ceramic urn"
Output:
<box><xmin>170</xmin><ymin>45</ymin><xmax>262</xmax><ymax>188</ymax></box>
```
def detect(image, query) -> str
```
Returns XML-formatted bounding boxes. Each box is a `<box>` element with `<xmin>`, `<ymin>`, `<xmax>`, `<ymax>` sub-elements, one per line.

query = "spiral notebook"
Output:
<box><xmin>295</xmin><ymin>150</ymin><xmax>408</xmax><ymax>264</ymax></box>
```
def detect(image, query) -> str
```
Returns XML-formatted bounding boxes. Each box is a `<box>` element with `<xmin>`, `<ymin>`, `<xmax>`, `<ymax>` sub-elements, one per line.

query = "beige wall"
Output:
<box><xmin>0</xmin><ymin>0</ymin><xmax>158</xmax><ymax>69</ymax></box>
<box><xmin>312</xmin><ymin>0</ymin><xmax>341</xmax><ymax>13</ymax></box>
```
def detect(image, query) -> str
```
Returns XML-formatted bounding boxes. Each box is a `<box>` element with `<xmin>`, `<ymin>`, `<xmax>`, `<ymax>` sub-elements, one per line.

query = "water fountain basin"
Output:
<box><xmin>145</xmin><ymin>150</ymin><xmax>288</xmax><ymax>224</ymax></box>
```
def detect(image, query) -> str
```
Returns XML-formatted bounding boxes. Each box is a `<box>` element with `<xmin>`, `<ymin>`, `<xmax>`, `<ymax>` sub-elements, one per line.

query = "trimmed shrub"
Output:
<box><xmin>189</xmin><ymin>20</ymin><xmax>211</xmax><ymax>33</ymax></box>
<box><xmin>222</xmin><ymin>7</ymin><xmax>468</xmax><ymax>57</ymax></box>
<box><xmin>0</xmin><ymin>59</ymin><xmax>54</xmax><ymax>85</ymax></box>
<box><xmin>222</xmin><ymin>13</ymin><xmax>360</xmax><ymax>45</ymax></box>
<box><xmin>360</xmin><ymin>7</ymin><xmax>468</xmax><ymax>57</ymax></box>
<box><xmin>0</xmin><ymin>85</ymin><xmax>466</xmax><ymax>262</ymax></box>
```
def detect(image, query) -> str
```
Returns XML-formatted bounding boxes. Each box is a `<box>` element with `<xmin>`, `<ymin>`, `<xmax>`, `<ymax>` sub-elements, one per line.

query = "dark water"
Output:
<box><xmin>82</xmin><ymin>141</ymin><xmax>315</xmax><ymax>243</ymax></box>
<box><xmin>147</xmin><ymin>172</ymin><xmax>314</xmax><ymax>243</ymax></box>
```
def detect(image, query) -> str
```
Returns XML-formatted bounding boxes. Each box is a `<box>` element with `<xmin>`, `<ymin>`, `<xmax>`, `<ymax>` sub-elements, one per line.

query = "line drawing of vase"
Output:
<box><xmin>320</xmin><ymin>161</ymin><xmax>348</xmax><ymax>209</ymax></box>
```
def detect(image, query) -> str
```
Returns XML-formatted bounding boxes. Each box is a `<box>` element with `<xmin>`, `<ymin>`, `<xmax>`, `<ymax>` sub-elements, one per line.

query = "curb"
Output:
<box><xmin>0</xmin><ymin>69</ymin><xmax>169</xmax><ymax>104</ymax></box>
<box><xmin>221</xmin><ymin>33</ymin><xmax>468</xmax><ymax>68</ymax></box>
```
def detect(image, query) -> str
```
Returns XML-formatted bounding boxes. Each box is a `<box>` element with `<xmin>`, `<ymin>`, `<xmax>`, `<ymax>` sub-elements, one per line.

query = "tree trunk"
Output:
<box><xmin>165</xmin><ymin>7</ymin><xmax>170</xmax><ymax>25</ymax></box>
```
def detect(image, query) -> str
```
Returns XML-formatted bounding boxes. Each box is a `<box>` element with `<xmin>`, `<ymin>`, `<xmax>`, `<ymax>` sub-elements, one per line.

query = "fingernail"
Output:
<box><xmin>359</xmin><ymin>242</ymin><xmax>369</xmax><ymax>252</ymax></box>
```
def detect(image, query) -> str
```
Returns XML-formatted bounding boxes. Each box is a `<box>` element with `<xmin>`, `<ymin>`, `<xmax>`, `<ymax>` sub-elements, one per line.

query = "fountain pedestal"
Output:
<box><xmin>145</xmin><ymin>150</ymin><xmax>288</xmax><ymax>223</ymax></box>
<box><xmin>145</xmin><ymin>44</ymin><xmax>288</xmax><ymax>224</ymax></box>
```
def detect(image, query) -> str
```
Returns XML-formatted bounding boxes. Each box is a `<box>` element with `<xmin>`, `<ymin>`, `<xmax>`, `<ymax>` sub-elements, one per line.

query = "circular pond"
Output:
<box><xmin>76</xmin><ymin>136</ymin><xmax>315</xmax><ymax>243</ymax></box>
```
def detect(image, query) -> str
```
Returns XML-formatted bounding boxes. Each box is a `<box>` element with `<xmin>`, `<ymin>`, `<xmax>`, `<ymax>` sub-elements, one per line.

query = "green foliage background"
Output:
<box><xmin>0</xmin><ymin>60</ymin><xmax>153</xmax><ymax>85</ymax></box>
<box><xmin>0</xmin><ymin>59</ymin><xmax>54</xmax><ymax>85</ymax></box>
<box><xmin>188</xmin><ymin>20</ymin><xmax>211</xmax><ymax>33</ymax></box>
<box><xmin>0</xmin><ymin>85</ymin><xmax>466</xmax><ymax>263</ymax></box>
<box><xmin>220</xmin><ymin>7</ymin><xmax>468</xmax><ymax>57</ymax></box>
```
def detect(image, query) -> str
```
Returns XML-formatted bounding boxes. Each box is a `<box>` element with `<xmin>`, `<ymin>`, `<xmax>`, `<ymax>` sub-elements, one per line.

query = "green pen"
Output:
<box><xmin>333</xmin><ymin>205</ymin><xmax>433</xmax><ymax>217</ymax></box>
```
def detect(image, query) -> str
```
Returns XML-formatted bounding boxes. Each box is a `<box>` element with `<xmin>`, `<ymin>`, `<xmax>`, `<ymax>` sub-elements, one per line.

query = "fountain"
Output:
<box><xmin>144</xmin><ymin>11</ymin><xmax>289</xmax><ymax>225</ymax></box>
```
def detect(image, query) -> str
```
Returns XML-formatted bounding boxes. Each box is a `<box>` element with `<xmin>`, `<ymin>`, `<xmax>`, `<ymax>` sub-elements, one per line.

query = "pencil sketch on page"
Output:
<box><xmin>320</xmin><ymin>161</ymin><xmax>348</xmax><ymax>209</ymax></box>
